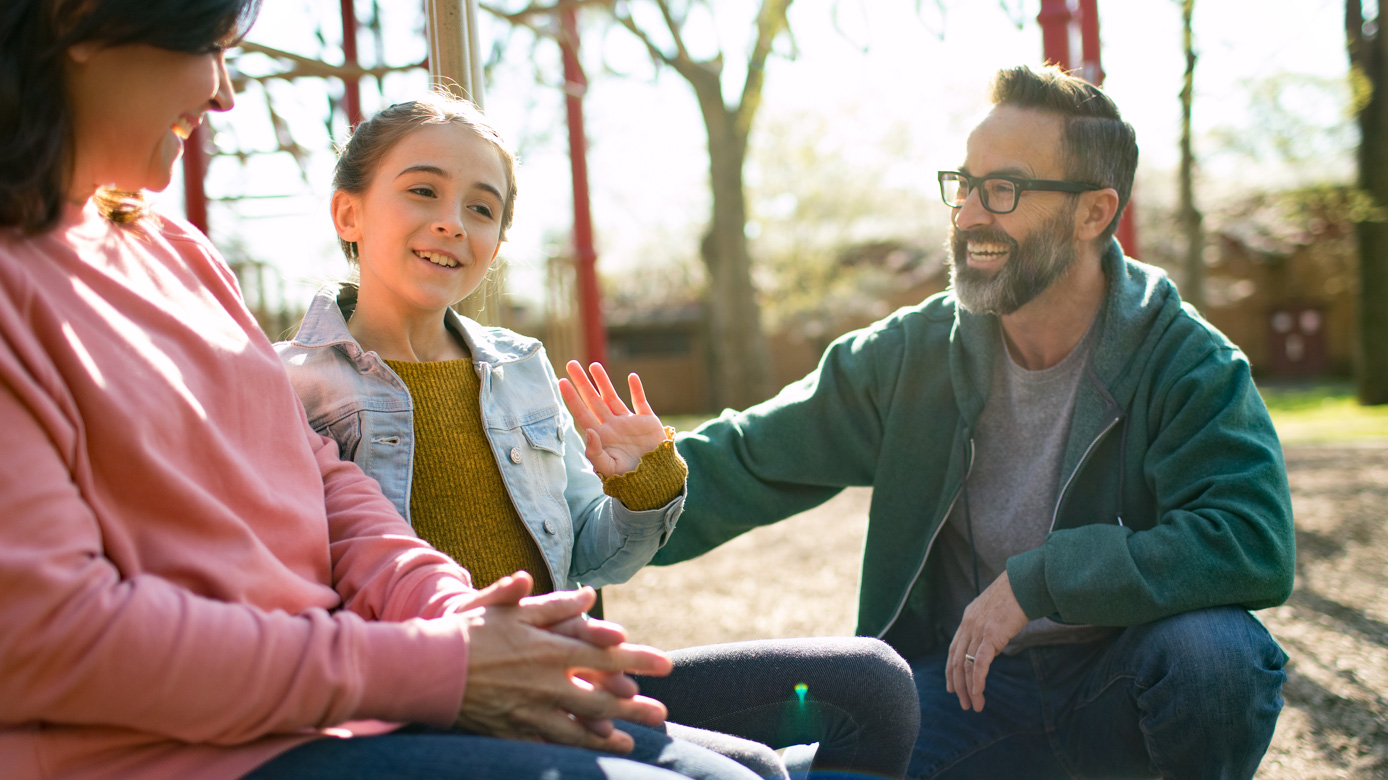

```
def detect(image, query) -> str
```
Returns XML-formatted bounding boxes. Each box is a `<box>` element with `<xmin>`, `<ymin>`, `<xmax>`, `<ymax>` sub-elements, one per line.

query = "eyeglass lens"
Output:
<box><xmin>941</xmin><ymin>174</ymin><xmax>1016</xmax><ymax>213</ymax></box>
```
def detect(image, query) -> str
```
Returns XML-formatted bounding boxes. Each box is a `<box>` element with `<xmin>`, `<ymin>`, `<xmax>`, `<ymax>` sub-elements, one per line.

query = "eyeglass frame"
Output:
<box><xmin>937</xmin><ymin>170</ymin><xmax>1101</xmax><ymax>215</ymax></box>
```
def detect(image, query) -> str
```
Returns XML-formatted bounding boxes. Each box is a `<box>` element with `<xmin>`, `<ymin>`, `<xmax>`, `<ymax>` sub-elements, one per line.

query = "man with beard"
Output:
<box><xmin>586</xmin><ymin>65</ymin><xmax>1296</xmax><ymax>778</ymax></box>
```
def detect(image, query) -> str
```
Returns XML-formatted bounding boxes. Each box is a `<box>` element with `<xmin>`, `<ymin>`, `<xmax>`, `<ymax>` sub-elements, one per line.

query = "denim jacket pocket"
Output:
<box><xmin>521</xmin><ymin>416</ymin><xmax>564</xmax><ymax>456</ymax></box>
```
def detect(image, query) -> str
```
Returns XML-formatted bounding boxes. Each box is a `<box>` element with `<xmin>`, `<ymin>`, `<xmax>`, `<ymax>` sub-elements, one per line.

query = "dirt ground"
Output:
<box><xmin>603</xmin><ymin>443</ymin><xmax>1388</xmax><ymax>778</ymax></box>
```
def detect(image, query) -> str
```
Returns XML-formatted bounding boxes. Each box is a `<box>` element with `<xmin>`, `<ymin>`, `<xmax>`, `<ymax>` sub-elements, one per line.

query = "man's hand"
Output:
<box><xmin>946</xmin><ymin>570</ymin><xmax>1029</xmax><ymax>712</ymax></box>
<box><xmin>455</xmin><ymin>573</ymin><xmax>673</xmax><ymax>753</ymax></box>
<box><xmin>559</xmin><ymin>360</ymin><xmax>667</xmax><ymax>477</ymax></box>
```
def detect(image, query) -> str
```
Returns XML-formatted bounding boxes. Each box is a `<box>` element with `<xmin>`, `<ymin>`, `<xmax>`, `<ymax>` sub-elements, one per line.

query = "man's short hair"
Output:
<box><xmin>989</xmin><ymin>65</ymin><xmax>1139</xmax><ymax>244</ymax></box>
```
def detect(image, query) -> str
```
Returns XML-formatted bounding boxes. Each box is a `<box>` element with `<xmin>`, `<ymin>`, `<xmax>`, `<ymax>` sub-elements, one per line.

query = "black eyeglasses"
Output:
<box><xmin>938</xmin><ymin>171</ymin><xmax>1100</xmax><ymax>214</ymax></box>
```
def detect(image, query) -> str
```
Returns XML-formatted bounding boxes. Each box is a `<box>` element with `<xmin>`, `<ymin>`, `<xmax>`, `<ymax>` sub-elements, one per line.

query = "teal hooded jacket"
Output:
<box><xmin>654</xmin><ymin>242</ymin><xmax>1295</xmax><ymax>656</ymax></box>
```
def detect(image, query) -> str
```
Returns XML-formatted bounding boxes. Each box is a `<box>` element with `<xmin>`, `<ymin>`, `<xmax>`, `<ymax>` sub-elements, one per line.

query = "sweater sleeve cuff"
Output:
<box><xmin>351</xmin><ymin>617</ymin><xmax>469</xmax><ymax>727</ymax></box>
<box><xmin>600</xmin><ymin>427</ymin><xmax>687</xmax><ymax>511</ymax></box>
<box><xmin>1006</xmin><ymin>547</ymin><xmax>1057</xmax><ymax>620</ymax></box>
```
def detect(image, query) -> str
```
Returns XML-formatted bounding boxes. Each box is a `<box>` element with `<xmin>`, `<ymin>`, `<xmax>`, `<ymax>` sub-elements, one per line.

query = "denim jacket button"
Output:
<box><xmin>509</xmin><ymin>447</ymin><xmax>523</xmax><ymax>464</ymax></box>
<box><xmin>543</xmin><ymin>520</ymin><xmax>557</xmax><ymax>534</ymax></box>
<box><xmin>556</xmin><ymin>421</ymin><xmax>565</xmax><ymax>442</ymax></box>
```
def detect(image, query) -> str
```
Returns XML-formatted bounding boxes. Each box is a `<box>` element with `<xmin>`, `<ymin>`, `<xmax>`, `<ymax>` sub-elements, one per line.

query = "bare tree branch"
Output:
<box><xmin>478</xmin><ymin>0</ymin><xmax>608</xmax><ymax>29</ymax></box>
<box><xmin>736</xmin><ymin>0</ymin><xmax>793</xmax><ymax>135</ymax></box>
<box><xmin>652</xmin><ymin>0</ymin><xmax>695</xmax><ymax>65</ymax></box>
<box><xmin>234</xmin><ymin>41</ymin><xmax>419</xmax><ymax>82</ymax></box>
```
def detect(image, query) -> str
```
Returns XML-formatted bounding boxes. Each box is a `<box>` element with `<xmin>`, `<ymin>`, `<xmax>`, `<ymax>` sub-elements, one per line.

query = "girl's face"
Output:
<box><xmin>64</xmin><ymin>42</ymin><xmax>234</xmax><ymax>198</ymax></box>
<box><xmin>333</xmin><ymin>123</ymin><xmax>507</xmax><ymax>316</ymax></box>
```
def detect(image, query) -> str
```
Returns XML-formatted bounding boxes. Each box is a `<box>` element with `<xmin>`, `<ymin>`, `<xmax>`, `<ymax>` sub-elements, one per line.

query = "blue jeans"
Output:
<box><xmin>243</xmin><ymin>721</ymin><xmax>762</xmax><ymax>780</ymax></box>
<box><xmin>907</xmin><ymin>607</ymin><xmax>1287</xmax><ymax>780</ymax></box>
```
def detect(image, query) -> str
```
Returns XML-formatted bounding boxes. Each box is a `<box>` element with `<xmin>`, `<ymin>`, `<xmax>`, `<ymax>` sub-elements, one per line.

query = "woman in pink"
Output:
<box><xmin>0</xmin><ymin>1</ymin><xmax>766</xmax><ymax>778</ymax></box>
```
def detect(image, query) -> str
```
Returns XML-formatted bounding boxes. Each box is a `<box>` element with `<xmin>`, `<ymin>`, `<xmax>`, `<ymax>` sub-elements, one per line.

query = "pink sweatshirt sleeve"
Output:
<box><xmin>313</xmin><ymin>427</ymin><xmax>484</xmax><ymax>622</ymax></box>
<box><xmin>0</xmin><ymin>367</ymin><xmax>470</xmax><ymax>745</ymax></box>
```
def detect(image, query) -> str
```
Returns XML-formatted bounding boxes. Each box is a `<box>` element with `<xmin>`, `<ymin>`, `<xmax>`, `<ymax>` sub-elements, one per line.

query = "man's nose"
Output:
<box><xmin>951</xmin><ymin>188</ymin><xmax>993</xmax><ymax>231</ymax></box>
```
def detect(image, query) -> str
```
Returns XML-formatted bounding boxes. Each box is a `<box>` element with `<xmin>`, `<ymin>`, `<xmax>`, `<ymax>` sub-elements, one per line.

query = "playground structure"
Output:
<box><xmin>184</xmin><ymin>0</ymin><xmax>1131</xmax><ymax>364</ymax></box>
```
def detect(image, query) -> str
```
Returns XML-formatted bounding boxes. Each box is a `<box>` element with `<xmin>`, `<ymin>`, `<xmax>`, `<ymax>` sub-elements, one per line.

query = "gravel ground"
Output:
<box><xmin>603</xmin><ymin>443</ymin><xmax>1388</xmax><ymax>778</ymax></box>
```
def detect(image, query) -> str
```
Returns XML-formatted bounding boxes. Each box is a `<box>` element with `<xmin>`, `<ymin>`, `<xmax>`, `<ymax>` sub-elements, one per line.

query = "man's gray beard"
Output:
<box><xmin>947</xmin><ymin>203</ymin><xmax>1079</xmax><ymax>316</ymax></box>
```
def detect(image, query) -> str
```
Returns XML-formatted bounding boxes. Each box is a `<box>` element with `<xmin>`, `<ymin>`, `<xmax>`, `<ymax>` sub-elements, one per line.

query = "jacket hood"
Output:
<box><xmin>948</xmin><ymin>239</ymin><xmax>1181</xmax><ymax>427</ymax></box>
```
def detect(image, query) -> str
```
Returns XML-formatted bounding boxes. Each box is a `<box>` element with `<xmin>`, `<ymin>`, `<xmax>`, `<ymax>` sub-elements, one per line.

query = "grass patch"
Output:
<box><xmin>663</xmin><ymin>384</ymin><xmax>1388</xmax><ymax>445</ymax></box>
<box><xmin>1261</xmin><ymin>382</ymin><xmax>1388</xmax><ymax>444</ymax></box>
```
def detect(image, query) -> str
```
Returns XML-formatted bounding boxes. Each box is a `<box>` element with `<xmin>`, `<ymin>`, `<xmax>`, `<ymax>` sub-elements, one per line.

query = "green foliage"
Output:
<box><xmin>1262</xmin><ymin>383</ymin><xmax>1388</xmax><ymax>443</ymax></box>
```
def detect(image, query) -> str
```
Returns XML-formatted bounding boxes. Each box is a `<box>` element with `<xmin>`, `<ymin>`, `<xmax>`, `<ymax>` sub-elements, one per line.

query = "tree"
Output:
<box><xmin>606</xmin><ymin>0</ymin><xmax>793</xmax><ymax>409</ymax></box>
<box><xmin>1346</xmin><ymin>1</ymin><xmax>1388</xmax><ymax>404</ymax></box>
<box><xmin>1176</xmin><ymin>0</ymin><xmax>1205</xmax><ymax>311</ymax></box>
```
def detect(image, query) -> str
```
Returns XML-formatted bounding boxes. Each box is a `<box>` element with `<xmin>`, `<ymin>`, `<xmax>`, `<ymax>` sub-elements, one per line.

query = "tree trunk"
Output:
<box><xmin>1178</xmin><ymin>0</ymin><xmax>1205</xmax><ymax>311</ymax></box>
<box><xmin>1348</xmin><ymin>1</ymin><xmax>1388</xmax><ymax>404</ymax></box>
<box><xmin>689</xmin><ymin>72</ymin><xmax>774</xmax><ymax>410</ymax></box>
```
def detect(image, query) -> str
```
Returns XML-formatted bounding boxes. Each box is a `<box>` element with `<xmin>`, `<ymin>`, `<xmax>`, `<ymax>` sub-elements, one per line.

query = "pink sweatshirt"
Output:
<box><xmin>0</xmin><ymin>203</ymin><xmax>481</xmax><ymax>779</ymax></box>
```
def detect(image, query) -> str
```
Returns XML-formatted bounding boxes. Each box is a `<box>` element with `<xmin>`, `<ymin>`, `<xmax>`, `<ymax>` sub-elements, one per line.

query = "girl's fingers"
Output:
<box><xmin>628</xmin><ymin>373</ymin><xmax>656</xmax><ymax>418</ymax></box>
<box><xmin>584</xmin><ymin>429</ymin><xmax>611</xmax><ymax>476</ymax></box>
<box><xmin>563</xmin><ymin>361</ymin><xmax>609</xmax><ymax>424</ymax></box>
<box><xmin>558</xmin><ymin>377</ymin><xmax>603</xmax><ymax>431</ymax></box>
<box><xmin>587</xmin><ymin>363</ymin><xmax>631</xmax><ymax>416</ymax></box>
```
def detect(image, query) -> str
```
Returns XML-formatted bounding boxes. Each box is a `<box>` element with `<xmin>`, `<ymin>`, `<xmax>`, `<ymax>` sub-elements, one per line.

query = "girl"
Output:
<box><xmin>277</xmin><ymin>93</ymin><xmax>919</xmax><ymax>779</ymax></box>
<box><xmin>0</xmin><ymin>2</ymin><xmax>773</xmax><ymax>778</ymax></box>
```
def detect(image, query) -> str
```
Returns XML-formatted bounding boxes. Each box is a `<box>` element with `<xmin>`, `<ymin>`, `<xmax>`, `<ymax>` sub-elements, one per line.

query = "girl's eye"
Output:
<box><xmin>408</xmin><ymin>186</ymin><xmax>435</xmax><ymax>198</ymax></box>
<box><xmin>471</xmin><ymin>204</ymin><xmax>495</xmax><ymax>219</ymax></box>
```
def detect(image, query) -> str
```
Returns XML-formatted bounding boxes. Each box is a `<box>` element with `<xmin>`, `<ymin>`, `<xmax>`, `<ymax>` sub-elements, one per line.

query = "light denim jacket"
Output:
<box><xmin>275</xmin><ymin>284</ymin><xmax>683</xmax><ymax>589</ymax></box>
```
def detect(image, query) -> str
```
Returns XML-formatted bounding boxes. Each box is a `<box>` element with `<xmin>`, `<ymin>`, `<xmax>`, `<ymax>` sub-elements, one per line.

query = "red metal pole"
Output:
<box><xmin>1038</xmin><ymin>0</ymin><xmax>1074</xmax><ymax>68</ymax></box>
<box><xmin>560</xmin><ymin>4</ymin><xmax>608</xmax><ymax>367</ymax></box>
<box><xmin>341</xmin><ymin>0</ymin><xmax>363</xmax><ymax>127</ymax></box>
<box><xmin>1077</xmin><ymin>0</ymin><xmax>1103</xmax><ymax>85</ymax></box>
<box><xmin>181</xmin><ymin>124</ymin><xmax>209</xmax><ymax>235</ymax></box>
<box><xmin>1074</xmin><ymin>0</ymin><xmax>1139</xmax><ymax>257</ymax></box>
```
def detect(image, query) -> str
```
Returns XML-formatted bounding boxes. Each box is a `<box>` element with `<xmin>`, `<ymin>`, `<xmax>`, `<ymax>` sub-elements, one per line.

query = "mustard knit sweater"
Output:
<box><xmin>385</xmin><ymin>358</ymin><xmax>685</xmax><ymax>594</ymax></box>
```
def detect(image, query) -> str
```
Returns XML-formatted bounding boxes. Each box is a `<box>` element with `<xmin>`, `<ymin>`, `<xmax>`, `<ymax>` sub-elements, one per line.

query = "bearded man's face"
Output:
<box><xmin>948</xmin><ymin>198</ymin><xmax>1079</xmax><ymax>316</ymax></box>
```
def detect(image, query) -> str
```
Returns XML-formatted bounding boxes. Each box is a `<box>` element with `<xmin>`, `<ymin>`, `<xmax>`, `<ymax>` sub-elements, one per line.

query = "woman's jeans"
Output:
<box><xmin>243</xmin><ymin>721</ymin><xmax>764</xmax><ymax>780</ymax></box>
<box><xmin>906</xmin><ymin>607</ymin><xmax>1288</xmax><ymax>780</ymax></box>
<box><xmin>637</xmin><ymin>637</ymin><xmax>921</xmax><ymax>779</ymax></box>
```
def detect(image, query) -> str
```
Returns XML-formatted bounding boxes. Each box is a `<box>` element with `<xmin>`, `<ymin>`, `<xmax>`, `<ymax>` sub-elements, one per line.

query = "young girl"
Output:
<box><xmin>277</xmin><ymin>93</ymin><xmax>919</xmax><ymax>779</ymax></box>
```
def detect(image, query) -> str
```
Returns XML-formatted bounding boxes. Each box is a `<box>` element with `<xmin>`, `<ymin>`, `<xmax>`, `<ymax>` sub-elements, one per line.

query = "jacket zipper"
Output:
<box><xmin>877</xmin><ymin>437</ymin><xmax>974</xmax><ymax>639</ymax></box>
<box><xmin>1048</xmin><ymin>415</ymin><xmax>1121</xmax><ymax>533</ymax></box>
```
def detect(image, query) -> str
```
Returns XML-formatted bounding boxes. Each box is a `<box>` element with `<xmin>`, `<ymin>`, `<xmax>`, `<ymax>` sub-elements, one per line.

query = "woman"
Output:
<box><xmin>0</xmin><ymin>1</ymin><xmax>773</xmax><ymax>778</ymax></box>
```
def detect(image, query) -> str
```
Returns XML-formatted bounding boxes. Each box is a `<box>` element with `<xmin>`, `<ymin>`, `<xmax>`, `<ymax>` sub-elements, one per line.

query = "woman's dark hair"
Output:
<box><xmin>0</xmin><ymin>0</ymin><xmax>261</xmax><ymax>233</ymax></box>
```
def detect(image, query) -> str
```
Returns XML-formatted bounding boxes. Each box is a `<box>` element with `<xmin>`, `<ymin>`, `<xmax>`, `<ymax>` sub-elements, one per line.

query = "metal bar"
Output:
<box><xmin>1037</xmin><ymin>0</ymin><xmax>1073</xmax><ymax>68</ymax></box>
<box><xmin>560</xmin><ymin>3</ymin><xmax>608</xmax><ymax>366</ymax></box>
<box><xmin>181</xmin><ymin>124</ymin><xmax>210</xmax><ymax>235</ymax></box>
<box><xmin>341</xmin><ymin>0</ymin><xmax>364</xmax><ymax>126</ymax></box>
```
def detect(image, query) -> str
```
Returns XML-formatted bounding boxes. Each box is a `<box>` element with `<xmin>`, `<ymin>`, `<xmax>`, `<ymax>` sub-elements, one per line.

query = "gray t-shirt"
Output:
<box><xmin>933</xmin><ymin>326</ymin><xmax>1119</xmax><ymax>653</ymax></box>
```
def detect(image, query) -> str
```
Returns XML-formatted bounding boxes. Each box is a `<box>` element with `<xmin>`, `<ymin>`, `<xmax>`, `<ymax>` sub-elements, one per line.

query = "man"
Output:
<box><xmin>651</xmin><ymin>65</ymin><xmax>1295</xmax><ymax>779</ymax></box>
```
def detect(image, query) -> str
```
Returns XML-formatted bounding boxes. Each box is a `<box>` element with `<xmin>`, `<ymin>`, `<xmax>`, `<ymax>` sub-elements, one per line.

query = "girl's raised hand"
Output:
<box><xmin>558</xmin><ymin>360</ymin><xmax>668</xmax><ymax>477</ymax></box>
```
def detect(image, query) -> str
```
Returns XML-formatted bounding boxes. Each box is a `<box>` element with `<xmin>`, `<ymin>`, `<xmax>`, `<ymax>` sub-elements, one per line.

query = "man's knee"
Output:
<box><xmin>1122</xmin><ymin>606</ymin><xmax>1288</xmax><ymax>737</ymax></box>
<box><xmin>1130</xmin><ymin>607</ymin><xmax>1286</xmax><ymax>681</ymax></box>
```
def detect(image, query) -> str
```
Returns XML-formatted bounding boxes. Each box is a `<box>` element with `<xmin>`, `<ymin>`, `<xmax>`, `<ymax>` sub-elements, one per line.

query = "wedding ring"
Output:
<box><xmin>964</xmin><ymin>653</ymin><xmax>977</xmax><ymax>664</ymax></box>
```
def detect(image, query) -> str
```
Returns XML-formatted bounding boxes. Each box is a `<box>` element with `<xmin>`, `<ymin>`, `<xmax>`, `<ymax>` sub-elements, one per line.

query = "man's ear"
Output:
<box><xmin>1075</xmin><ymin>188</ymin><xmax>1120</xmax><ymax>243</ymax></box>
<box><xmin>330</xmin><ymin>190</ymin><xmax>363</xmax><ymax>244</ymax></box>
